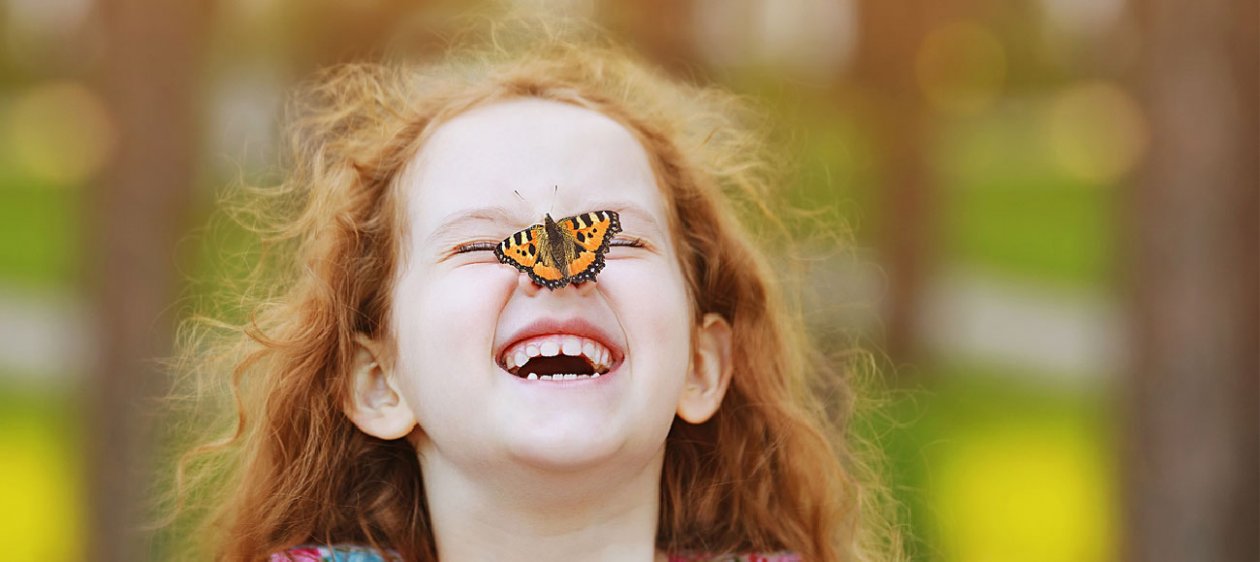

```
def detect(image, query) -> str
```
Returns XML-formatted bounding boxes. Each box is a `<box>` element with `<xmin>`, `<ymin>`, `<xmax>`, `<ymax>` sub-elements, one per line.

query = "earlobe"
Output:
<box><xmin>676</xmin><ymin>313</ymin><xmax>734</xmax><ymax>424</ymax></box>
<box><xmin>346</xmin><ymin>335</ymin><xmax>417</xmax><ymax>440</ymax></box>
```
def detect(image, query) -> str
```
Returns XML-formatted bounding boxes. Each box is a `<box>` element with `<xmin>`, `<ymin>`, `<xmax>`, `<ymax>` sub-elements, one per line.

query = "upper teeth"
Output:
<box><xmin>502</xmin><ymin>334</ymin><xmax>613</xmax><ymax>374</ymax></box>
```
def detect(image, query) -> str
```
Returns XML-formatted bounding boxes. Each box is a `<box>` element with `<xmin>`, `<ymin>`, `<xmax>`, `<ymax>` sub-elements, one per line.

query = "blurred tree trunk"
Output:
<box><xmin>1125</xmin><ymin>0</ymin><xmax>1259</xmax><ymax>560</ymax></box>
<box><xmin>609</xmin><ymin>0</ymin><xmax>698</xmax><ymax>75</ymax></box>
<box><xmin>90</xmin><ymin>0</ymin><xmax>212</xmax><ymax>560</ymax></box>
<box><xmin>291</xmin><ymin>0</ymin><xmax>426</xmax><ymax>68</ymax></box>
<box><xmin>853</xmin><ymin>0</ymin><xmax>953</xmax><ymax>364</ymax></box>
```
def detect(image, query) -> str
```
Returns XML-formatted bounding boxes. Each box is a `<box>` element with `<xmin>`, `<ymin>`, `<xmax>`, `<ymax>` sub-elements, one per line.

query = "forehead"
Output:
<box><xmin>401</xmin><ymin>98</ymin><xmax>667</xmax><ymax>237</ymax></box>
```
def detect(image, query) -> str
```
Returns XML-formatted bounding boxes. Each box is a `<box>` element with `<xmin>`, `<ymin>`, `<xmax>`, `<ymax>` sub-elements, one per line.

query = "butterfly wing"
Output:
<box><xmin>495</xmin><ymin>223</ymin><xmax>571</xmax><ymax>289</ymax></box>
<box><xmin>495</xmin><ymin>224</ymin><xmax>541</xmax><ymax>272</ymax></box>
<box><xmin>529</xmin><ymin>260</ymin><xmax>569</xmax><ymax>289</ymax></box>
<box><xmin>553</xmin><ymin>210</ymin><xmax>622</xmax><ymax>284</ymax></box>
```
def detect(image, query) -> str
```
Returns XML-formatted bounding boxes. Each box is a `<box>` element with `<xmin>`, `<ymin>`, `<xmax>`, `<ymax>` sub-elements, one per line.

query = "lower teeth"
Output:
<box><xmin>523</xmin><ymin>373</ymin><xmax>600</xmax><ymax>381</ymax></box>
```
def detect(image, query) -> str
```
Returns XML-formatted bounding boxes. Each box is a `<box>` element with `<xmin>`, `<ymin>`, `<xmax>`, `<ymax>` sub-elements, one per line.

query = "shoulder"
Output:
<box><xmin>268</xmin><ymin>544</ymin><xmax>398</xmax><ymax>562</ymax></box>
<box><xmin>668</xmin><ymin>553</ymin><xmax>803</xmax><ymax>562</ymax></box>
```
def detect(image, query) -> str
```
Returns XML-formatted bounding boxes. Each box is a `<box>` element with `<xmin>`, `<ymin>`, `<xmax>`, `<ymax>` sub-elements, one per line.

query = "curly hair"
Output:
<box><xmin>163</xmin><ymin>21</ymin><xmax>902</xmax><ymax>562</ymax></box>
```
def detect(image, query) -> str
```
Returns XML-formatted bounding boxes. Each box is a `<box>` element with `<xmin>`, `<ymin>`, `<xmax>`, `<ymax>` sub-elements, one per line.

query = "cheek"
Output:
<box><xmin>599</xmin><ymin>257</ymin><xmax>693</xmax><ymax>375</ymax></box>
<box><xmin>391</xmin><ymin>263</ymin><xmax>518</xmax><ymax>417</ymax></box>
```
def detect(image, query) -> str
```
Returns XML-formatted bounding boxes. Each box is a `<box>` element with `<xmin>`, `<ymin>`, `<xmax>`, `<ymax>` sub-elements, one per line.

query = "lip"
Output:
<box><xmin>494</xmin><ymin>316</ymin><xmax>625</xmax><ymax>370</ymax></box>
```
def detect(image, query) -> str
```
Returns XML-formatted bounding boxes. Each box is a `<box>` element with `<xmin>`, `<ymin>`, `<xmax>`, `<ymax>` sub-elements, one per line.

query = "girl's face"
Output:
<box><xmin>375</xmin><ymin>98</ymin><xmax>716</xmax><ymax>474</ymax></box>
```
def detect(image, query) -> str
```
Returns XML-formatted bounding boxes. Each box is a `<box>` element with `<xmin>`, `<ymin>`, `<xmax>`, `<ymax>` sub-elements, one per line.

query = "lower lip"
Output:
<box><xmin>501</xmin><ymin>362</ymin><xmax>622</xmax><ymax>387</ymax></box>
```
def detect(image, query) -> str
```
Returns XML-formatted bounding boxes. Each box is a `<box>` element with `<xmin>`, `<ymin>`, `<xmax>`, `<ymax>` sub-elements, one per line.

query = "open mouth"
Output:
<box><xmin>499</xmin><ymin>334</ymin><xmax>616</xmax><ymax>381</ymax></box>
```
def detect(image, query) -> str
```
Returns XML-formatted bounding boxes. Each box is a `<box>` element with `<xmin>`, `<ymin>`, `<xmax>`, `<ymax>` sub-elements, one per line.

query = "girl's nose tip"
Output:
<box><xmin>517</xmin><ymin>272</ymin><xmax>542</xmax><ymax>295</ymax></box>
<box><xmin>516</xmin><ymin>272</ymin><xmax>597</xmax><ymax>295</ymax></box>
<box><xmin>573</xmin><ymin>279</ymin><xmax>597</xmax><ymax>296</ymax></box>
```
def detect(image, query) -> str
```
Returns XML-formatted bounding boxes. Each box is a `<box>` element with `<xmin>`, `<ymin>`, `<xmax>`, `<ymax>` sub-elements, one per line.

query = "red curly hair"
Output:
<box><xmin>164</xmin><ymin>23</ymin><xmax>901</xmax><ymax>562</ymax></box>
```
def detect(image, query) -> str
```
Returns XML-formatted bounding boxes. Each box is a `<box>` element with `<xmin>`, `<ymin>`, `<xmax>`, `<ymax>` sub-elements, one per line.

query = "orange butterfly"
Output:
<box><xmin>495</xmin><ymin>210</ymin><xmax>622</xmax><ymax>289</ymax></box>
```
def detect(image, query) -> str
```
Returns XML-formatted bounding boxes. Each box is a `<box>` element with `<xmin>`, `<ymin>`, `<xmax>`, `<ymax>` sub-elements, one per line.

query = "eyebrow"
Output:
<box><xmin>594</xmin><ymin>201</ymin><xmax>663</xmax><ymax>234</ymax></box>
<box><xmin>426</xmin><ymin>205</ymin><xmax>522</xmax><ymax>246</ymax></box>
<box><xmin>426</xmin><ymin>200</ymin><xmax>665</xmax><ymax>247</ymax></box>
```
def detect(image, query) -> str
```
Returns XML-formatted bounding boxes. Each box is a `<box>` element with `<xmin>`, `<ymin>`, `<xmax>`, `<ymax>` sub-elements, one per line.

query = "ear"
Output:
<box><xmin>346</xmin><ymin>334</ymin><xmax>417</xmax><ymax>440</ymax></box>
<box><xmin>676</xmin><ymin>313</ymin><xmax>734</xmax><ymax>424</ymax></box>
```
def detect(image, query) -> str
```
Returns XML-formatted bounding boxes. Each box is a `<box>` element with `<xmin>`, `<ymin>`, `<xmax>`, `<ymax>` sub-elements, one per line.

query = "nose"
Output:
<box><xmin>572</xmin><ymin>278</ymin><xmax>597</xmax><ymax>296</ymax></box>
<box><xmin>515</xmin><ymin>273</ymin><xmax>598</xmax><ymax>297</ymax></box>
<box><xmin>516</xmin><ymin>271</ymin><xmax>543</xmax><ymax>296</ymax></box>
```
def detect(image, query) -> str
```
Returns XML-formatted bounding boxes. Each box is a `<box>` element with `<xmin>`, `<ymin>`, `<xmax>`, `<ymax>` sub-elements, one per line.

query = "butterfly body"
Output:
<box><xmin>495</xmin><ymin>210</ymin><xmax>622</xmax><ymax>289</ymax></box>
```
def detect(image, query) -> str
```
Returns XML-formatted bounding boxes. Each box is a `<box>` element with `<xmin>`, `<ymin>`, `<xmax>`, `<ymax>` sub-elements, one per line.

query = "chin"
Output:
<box><xmin>501</xmin><ymin>412</ymin><xmax>675</xmax><ymax>479</ymax></box>
<box><xmin>504</xmin><ymin>424</ymin><xmax>627</xmax><ymax>472</ymax></box>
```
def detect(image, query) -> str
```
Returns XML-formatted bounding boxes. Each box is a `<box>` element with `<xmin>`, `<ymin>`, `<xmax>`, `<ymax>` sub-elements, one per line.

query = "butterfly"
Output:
<box><xmin>494</xmin><ymin>210</ymin><xmax>623</xmax><ymax>289</ymax></box>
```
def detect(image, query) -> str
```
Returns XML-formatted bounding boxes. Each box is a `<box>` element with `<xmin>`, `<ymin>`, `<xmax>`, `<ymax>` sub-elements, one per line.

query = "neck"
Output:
<box><xmin>417</xmin><ymin>445</ymin><xmax>668</xmax><ymax>562</ymax></box>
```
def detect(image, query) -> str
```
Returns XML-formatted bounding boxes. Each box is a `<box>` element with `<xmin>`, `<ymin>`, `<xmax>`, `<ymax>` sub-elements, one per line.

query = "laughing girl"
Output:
<box><xmin>169</xmin><ymin>24</ymin><xmax>900</xmax><ymax>562</ymax></box>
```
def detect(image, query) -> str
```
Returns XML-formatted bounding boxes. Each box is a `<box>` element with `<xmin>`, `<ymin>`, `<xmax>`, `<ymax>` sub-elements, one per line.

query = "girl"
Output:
<box><xmin>168</xmin><ymin>23</ymin><xmax>899</xmax><ymax>562</ymax></box>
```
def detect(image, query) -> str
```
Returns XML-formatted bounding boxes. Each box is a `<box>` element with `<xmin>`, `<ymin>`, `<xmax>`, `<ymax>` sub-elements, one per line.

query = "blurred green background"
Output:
<box><xmin>0</xmin><ymin>0</ymin><xmax>1254</xmax><ymax>561</ymax></box>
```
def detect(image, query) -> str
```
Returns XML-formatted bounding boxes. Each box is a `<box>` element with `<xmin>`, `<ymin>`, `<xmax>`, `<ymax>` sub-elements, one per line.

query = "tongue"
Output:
<box><xmin>519</xmin><ymin>355</ymin><xmax>593</xmax><ymax>377</ymax></box>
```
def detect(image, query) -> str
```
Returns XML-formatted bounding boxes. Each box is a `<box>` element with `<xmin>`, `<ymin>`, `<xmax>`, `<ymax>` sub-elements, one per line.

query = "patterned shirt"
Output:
<box><xmin>270</xmin><ymin>544</ymin><xmax>803</xmax><ymax>562</ymax></box>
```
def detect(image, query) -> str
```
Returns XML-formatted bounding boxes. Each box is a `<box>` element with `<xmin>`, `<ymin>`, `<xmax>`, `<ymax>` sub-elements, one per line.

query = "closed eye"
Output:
<box><xmin>453</xmin><ymin>241</ymin><xmax>498</xmax><ymax>254</ymax></box>
<box><xmin>609</xmin><ymin>237</ymin><xmax>644</xmax><ymax>248</ymax></box>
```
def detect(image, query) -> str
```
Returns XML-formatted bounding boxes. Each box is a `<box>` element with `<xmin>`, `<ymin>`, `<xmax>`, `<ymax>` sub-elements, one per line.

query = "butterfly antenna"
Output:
<box><xmin>514</xmin><ymin>189</ymin><xmax>545</xmax><ymax>217</ymax></box>
<box><xmin>547</xmin><ymin>185</ymin><xmax>558</xmax><ymax>215</ymax></box>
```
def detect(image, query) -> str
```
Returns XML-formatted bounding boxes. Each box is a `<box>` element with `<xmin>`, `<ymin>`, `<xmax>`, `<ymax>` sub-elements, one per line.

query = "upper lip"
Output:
<box><xmin>494</xmin><ymin>317</ymin><xmax>624</xmax><ymax>367</ymax></box>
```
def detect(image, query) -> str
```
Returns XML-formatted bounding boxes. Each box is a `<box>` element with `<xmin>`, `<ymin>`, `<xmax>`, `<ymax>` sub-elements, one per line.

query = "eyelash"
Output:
<box><xmin>452</xmin><ymin>237</ymin><xmax>645</xmax><ymax>254</ymax></box>
<box><xmin>610</xmin><ymin>238</ymin><xmax>646</xmax><ymax>248</ymax></box>
<box><xmin>453</xmin><ymin>241</ymin><xmax>497</xmax><ymax>254</ymax></box>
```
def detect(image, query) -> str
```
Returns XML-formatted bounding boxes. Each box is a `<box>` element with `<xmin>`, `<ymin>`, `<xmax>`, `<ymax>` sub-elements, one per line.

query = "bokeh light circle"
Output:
<box><xmin>3</xmin><ymin>81</ymin><xmax>116</xmax><ymax>188</ymax></box>
<box><xmin>1044</xmin><ymin>81</ymin><xmax>1148</xmax><ymax>185</ymax></box>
